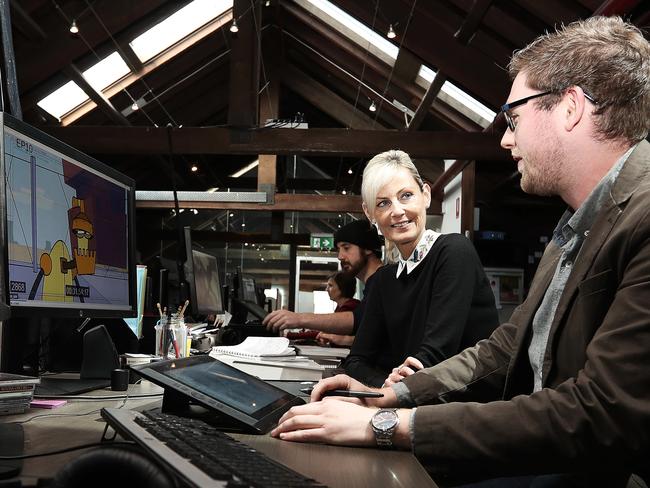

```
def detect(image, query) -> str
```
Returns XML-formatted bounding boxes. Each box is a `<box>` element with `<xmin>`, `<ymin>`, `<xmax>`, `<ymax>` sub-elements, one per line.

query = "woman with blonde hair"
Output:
<box><xmin>343</xmin><ymin>150</ymin><xmax>498</xmax><ymax>387</ymax></box>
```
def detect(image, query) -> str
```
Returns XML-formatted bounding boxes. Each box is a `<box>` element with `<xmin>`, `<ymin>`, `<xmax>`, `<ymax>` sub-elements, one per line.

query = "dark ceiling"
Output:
<box><xmin>3</xmin><ymin>0</ymin><xmax>649</xmax><ymax>253</ymax></box>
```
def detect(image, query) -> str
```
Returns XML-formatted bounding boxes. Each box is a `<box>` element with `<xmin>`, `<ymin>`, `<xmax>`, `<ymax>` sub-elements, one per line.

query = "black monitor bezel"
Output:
<box><xmin>132</xmin><ymin>355</ymin><xmax>305</xmax><ymax>434</ymax></box>
<box><xmin>183</xmin><ymin>226</ymin><xmax>224</xmax><ymax>316</ymax></box>
<box><xmin>1</xmin><ymin>112</ymin><xmax>137</xmax><ymax>319</ymax></box>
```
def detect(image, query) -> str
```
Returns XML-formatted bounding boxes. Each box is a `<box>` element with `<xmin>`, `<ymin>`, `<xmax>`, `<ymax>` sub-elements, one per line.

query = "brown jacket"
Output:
<box><xmin>402</xmin><ymin>140</ymin><xmax>650</xmax><ymax>480</ymax></box>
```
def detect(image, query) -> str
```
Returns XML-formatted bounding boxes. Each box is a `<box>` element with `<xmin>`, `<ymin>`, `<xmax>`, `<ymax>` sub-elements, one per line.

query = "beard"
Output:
<box><xmin>519</xmin><ymin>125</ymin><xmax>565</xmax><ymax>197</ymax></box>
<box><xmin>341</xmin><ymin>251</ymin><xmax>369</xmax><ymax>278</ymax></box>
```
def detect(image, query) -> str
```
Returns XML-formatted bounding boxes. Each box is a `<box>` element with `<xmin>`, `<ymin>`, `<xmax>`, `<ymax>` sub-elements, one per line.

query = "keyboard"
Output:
<box><xmin>101</xmin><ymin>408</ymin><xmax>327</xmax><ymax>488</ymax></box>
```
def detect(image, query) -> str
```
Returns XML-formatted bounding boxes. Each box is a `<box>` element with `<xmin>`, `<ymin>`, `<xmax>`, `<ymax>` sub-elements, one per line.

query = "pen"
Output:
<box><xmin>300</xmin><ymin>388</ymin><xmax>384</xmax><ymax>398</ymax></box>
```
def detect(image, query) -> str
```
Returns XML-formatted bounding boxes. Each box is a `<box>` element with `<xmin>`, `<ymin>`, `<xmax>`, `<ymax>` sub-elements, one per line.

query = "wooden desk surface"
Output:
<box><xmin>1</xmin><ymin>381</ymin><xmax>438</xmax><ymax>488</ymax></box>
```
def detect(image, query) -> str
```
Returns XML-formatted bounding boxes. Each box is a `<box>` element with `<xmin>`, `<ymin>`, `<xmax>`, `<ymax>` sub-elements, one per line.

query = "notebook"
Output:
<box><xmin>211</xmin><ymin>336</ymin><xmax>295</xmax><ymax>359</ymax></box>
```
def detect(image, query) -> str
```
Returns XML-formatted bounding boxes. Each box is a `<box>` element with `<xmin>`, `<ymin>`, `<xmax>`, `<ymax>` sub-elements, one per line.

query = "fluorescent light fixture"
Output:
<box><xmin>417</xmin><ymin>65</ymin><xmax>496</xmax><ymax>128</ymax></box>
<box><xmin>129</xmin><ymin>0</ymin><xmax>232</xmax><ymax>62</ymax></box>
<box><xmin>230</xmin><ymin>159</ymin><xmax>259</xmax><ymax>178</ymax></box>
<box><xmin>299</xmin><ymin>0</ymin><xmax>398</xmax><ymax>65</ymax></box>
<box><xmin>136</xmin><ymin>190</ymin><xmax>267</xmax><ymax>203</ymax></box>
<box><xmin>37</xmin><ymin>81</ymin><xmax>89</xmax><ymax>120</ymax></box>
<box><xmin>83</xmin><ymin>52</ymin><xmax>130</xmax><ymax>92</ymax></box>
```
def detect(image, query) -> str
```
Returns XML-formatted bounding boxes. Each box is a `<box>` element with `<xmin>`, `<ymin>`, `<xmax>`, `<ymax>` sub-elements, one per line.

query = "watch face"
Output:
<box><xmin>373</xmin><ymin>410</ymin><xmax>397</xmax><ymax>431</ymax></box>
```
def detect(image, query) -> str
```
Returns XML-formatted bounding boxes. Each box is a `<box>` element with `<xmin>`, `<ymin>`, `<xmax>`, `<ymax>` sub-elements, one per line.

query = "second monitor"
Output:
<box><xmin>183</xmin><ymin>227</ymin><xmax>224</xmax><ymax>318</ymax></box>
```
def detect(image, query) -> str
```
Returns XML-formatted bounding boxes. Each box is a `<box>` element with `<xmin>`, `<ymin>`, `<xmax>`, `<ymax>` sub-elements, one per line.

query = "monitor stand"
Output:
<box><xmin>0</xmin><ymin>423</ymin><xmax>23</xmax><ymax>479</ymax></box>
<box><xmin>159</xmin><ymin>386</ymin><xmax>249</xmax><ymax>433</ymax></box>
<box><xmin>34</xmin><ymin>325</ymin><xmax>118</xmax><ymax>397</ymax></box>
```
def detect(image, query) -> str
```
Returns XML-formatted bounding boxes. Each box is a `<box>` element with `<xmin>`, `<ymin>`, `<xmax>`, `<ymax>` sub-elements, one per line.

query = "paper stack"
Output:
<box><xmin>0</xmin><ymin>373</ymin><xmax>40</xmax><ymax>415</ymax></box>
<box><xmin>211</xmin><ymin>336</ymin><xmax>295</xmax><ymax>359</ymax></box>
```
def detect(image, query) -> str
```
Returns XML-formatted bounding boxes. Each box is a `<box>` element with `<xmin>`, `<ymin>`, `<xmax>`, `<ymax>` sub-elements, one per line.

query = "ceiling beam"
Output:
<box><xmin>454</xmin><ymin>0</ymin><xmax>493</xmax><ymax>44</ymax></box>
<box><xmin>408</xmin><ymin>73</ymin><xmax>446</xmax><ymax>131</ymax></box>
<box><xmin>281</xmin><ymin>26</ymin><xmax>480</xmax><ymax>131</ymax></box>
<box><xmin>63</xmin><ymin>64</ymin><xmax>131</xmax><ymax>125</ymax></box>
<box><xmin>9</xmin><ymin>0</ymin><xmax>46</xmax><ymax>40</ymax></box>
<box><xmin>282</xmin><ymin>64</ymin><xmax>386</xmax><ymax>130</ymax></box>
<box><xmin>43</xmin><ymin>126</ymin><xmax>510</xmax><ymax>160</ymax></box>
<box><xmin>593</xmin><ymin>0</ymin><xmax>642</xmax><ymax>15</ymax></box>
<box><xmin>228</xmin><ymin>0</ymin><xmax>261</xmax><ymax>127</ymax></box>
<box><xmin>136</xmin><ymin>193</ymin><xmax>442</xmax><ymax>214</ymax></box>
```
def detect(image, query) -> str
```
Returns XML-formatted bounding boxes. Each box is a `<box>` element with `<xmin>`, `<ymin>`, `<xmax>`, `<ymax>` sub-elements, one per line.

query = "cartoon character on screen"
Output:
<box><xmin>37</xmin><ymin>197</ymin><xmax>96</xmax><ymax>302</ymax></box>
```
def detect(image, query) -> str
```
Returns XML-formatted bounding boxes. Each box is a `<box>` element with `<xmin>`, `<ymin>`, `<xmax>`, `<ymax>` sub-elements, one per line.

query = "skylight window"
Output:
<box><xmin>130</xmin><ymin>0</ymin><xmax>232</xmax><ymax>62</ymax></box>
<box><xmin>37</xmin><ymin>81</ymin><xmax>89</xmax><ymax>120</ymax></box>
<box><xmin>299</xmin><ymin>0</ymin><xmax>398</xmax><ymax>65</ymax></box>
<box><xmin>418</xmin><ymin>65</ymin><xmax>496</xmax><ymax>128</ymax></box>
<box><xmin>83</xmin><ymin>52</ymin><xmax>130</xmax><ymax>92</ymax></box>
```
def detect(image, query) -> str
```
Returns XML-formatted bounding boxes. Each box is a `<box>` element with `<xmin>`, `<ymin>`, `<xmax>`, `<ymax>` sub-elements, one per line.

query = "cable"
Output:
<box><xmin>371</xmin><ymin>0</ymin><xmax>418</xmax><ymax>128</ymax></box>
<box><xmin>281</xmin><ymin>30</ymin><xmax>395</xmax><ymax>108</ymax></box>
<box><xmin>31</xmin><ymin>392</ymin><xmax>164</xmax><ymax>401</ymax></box>
<box><xmin>83</xmin><ymin>0</ymin><xmax>179</xmax><ymax>126</ymax></box>
<box><xmin>0</xmin><ymin>441</ymin><xmax>136</xmax><ymax>460</ymax></box>
<box><xmin>351</xmin><ymin>0</ymin><xmax>380</xmax><ymax>124</ymax></box>
<box><xmin>50</xmin><ymin>0</ymin><xmax>157</xmax><ymax>126</ymax></box>
<box><xmin>15</xmin><ymin>408</ymin><xmax>103</xmax><ymax>425</ymax></box>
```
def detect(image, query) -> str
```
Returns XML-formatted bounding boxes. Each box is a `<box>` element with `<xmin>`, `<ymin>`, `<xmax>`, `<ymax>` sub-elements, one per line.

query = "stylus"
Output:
<box><xmin>300</xmin><ymin>388</ymin><xmax>384</xmax><ymax>398</ymax></box>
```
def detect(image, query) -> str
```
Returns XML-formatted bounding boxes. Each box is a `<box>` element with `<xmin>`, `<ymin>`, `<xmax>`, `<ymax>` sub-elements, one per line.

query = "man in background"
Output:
<box><xmin>264</xmin><ymin>219</ymin><xmax>382</xmax><ymax>344</ymax></box>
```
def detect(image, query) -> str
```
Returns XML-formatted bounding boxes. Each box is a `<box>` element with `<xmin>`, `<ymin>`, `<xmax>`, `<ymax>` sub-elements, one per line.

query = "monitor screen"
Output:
<box><xmin>183</xmin><ymin>227</ymin><xmax>223</xmax><ymax>316</ymax></box>
<box><xmin>1</xmin><ymin>113</ymin><xmax>136</xmax><ymax>318</ymax></box>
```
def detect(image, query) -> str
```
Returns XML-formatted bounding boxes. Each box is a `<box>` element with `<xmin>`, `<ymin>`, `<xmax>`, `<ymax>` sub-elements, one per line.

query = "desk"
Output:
<box><xmin>2</xmin><ymin>381</ymin><xmax>438</xmax><ymax>487</ymax></box>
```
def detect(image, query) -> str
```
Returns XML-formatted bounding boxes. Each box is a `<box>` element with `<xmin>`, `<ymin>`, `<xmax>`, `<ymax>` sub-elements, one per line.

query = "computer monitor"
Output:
<box><xmin>183</xmin><ymin>227</ymin><xmax>223</xmax><ymax>317</ymax></box>
<box><xmin>1</xmin><ymin>112</ymin><xmax>137</xmax><ymax>318</ymax></box>
<box><xmin>0</xmin><ymin>113</ymin><xmax>136</xmax><ymax>378</ymax></box>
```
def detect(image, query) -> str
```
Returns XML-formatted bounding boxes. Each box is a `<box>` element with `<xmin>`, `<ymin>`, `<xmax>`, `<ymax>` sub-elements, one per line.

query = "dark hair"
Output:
<box><xmin>328</xmin><ymin>271</ymin><xmax>357</xmax><ymax>299</ymax></box>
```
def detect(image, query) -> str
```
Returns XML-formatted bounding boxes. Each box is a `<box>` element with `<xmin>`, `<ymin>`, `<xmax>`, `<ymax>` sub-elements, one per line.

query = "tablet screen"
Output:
<box><xmin>134</xmin><ymin>355</ymin><xmax>304</xmax><ymax>430</ymax></box>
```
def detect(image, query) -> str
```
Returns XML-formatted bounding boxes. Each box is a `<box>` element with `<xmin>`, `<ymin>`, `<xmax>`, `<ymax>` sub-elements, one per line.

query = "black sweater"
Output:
<box><xmin>344</xmin><ymin>233</ymin><xmax>499</xmax><ymax>387</ymax></box>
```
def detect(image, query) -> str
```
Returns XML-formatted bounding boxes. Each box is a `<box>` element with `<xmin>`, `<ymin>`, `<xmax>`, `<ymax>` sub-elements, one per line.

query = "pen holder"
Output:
<box><xmin>155</xmin><ymin>315</ymin><xmax>188</xmax><ymax>359</ymax></box>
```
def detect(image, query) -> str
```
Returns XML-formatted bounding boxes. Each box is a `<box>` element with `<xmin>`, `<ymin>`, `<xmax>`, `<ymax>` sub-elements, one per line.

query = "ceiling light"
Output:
<box><xmin>230</xmin><ymin>19</ymin><xmax>239</xmax><ymax>33</ymax></box>
<box><xmin>369</xmin><ymin>101</ymin><xmax>377</xmax><ymax>112</ymax></box>
<box><xmin>347</xmin><ymin>168</ymin><xmax>353</xmax><ymax>174</ymax></box>
<box><xmin>131</xmin><ymin>101</ymin><xmax>139</xmax><ymax>111</ymax></box>
<box><xmin>69</xmin><ymin>20</ymin><xmax>79</xmax><ymax>34</ymax></box>
<box><xmin>265</xmin><ymin>0</ymin><xmax>271</xmax><ymax>5</ymax></box>
<box><xmin>191</xmin><ymin>164</ymin><xmax>198</xmax><ymax>172</ymax></box>
<box><xmin>387</xmin><ymin>24</ymin><xmax>396</xmax><ymax>39</ymax></box>
<box><xmin>341</xmin><ymin>190</ymin><xmax>347</xmax><ymax>195</ymax></box>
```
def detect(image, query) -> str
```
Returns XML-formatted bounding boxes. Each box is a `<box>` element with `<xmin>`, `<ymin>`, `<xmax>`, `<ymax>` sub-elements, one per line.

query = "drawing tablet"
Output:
<box><xmin>131</xmin><ymin>355</ymin><xmax>305</xmax><ymax>433</ymax></box>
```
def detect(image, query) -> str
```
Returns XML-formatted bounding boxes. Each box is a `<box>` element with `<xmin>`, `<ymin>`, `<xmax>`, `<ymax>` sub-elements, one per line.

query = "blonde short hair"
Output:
<box><xmin>361</xmin><ymin>150</ymin><xmax>424</xmax><ymax>220</ymax></box>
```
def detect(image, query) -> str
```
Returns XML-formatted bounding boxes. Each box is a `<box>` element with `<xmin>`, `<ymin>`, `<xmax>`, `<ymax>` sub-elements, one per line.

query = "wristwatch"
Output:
<box><xmin>370</xmin><ymin>408</ymin><xmax>399</xmax><ymax>448</ymax></box>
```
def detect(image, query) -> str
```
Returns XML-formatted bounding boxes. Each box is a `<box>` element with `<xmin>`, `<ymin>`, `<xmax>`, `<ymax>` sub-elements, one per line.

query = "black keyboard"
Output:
<box><xmin>101</xmin><ymin>408</ymin><xmax>326</xmax><ymax>488</ymax></box>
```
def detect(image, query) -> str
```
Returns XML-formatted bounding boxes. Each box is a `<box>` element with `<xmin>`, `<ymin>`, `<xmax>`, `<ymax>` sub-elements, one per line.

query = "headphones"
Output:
<box><xmin>51</xmin><ymin>445</ymin><xmax>176</xmax><ymax>488</ymax></box>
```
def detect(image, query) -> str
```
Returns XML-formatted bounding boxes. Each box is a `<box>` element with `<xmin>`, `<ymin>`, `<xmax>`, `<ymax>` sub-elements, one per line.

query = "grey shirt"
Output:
<box><xmin>528</xmin><ymin>149</ymin><xmax>631</xmax><ymax>391</ymax></box>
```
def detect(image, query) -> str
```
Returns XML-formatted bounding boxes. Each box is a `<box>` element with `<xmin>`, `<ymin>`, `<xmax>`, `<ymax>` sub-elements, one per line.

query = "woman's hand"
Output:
<box><xmin>316</xmin><ymin>332</ymin><xmax>355</xmax><ymax>347</ymax></box>
<box><xmin>383</xmin><ymin>356</ymin><xmax>424</xmax><ymax>387</ymax></box>
<box><xmin>271</xmin><ymin>399</ymin><xmax>376</xmax><ymax>446</ymax></box>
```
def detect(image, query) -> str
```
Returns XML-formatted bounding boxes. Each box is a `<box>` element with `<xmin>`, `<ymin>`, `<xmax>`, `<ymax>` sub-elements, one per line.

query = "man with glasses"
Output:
<box><xmin>272</xmin><ymin>16</ymin><xmax>650</xmax><ymax>487</ymax></box>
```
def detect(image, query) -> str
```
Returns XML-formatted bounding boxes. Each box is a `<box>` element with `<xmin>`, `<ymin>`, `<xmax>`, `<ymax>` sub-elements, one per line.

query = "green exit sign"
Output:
<box><xmin>310</xmin><ymin>234</ymin><xmax>334</xmax><ymax>250</ymax></box>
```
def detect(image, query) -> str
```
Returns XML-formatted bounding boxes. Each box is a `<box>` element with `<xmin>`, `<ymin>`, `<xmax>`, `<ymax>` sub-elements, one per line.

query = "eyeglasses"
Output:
<box><xmin>500</xmin><ymin>90</ymin><xmax>596</xmax><ymax>132</ymax></box>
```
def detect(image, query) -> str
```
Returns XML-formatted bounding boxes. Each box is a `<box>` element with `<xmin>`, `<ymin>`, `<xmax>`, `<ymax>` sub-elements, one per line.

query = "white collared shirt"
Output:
<box><xmin>395</xmin><ymin>229</ymin><xmax>441</xmax><ymax>277</ymax></box>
